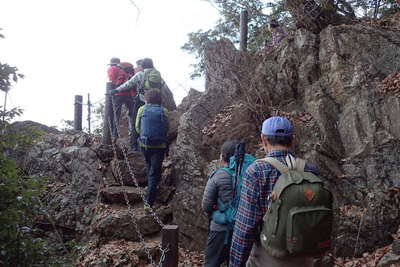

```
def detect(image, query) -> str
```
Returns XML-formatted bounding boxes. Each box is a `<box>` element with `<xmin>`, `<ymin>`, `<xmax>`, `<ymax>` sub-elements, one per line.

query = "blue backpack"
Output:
<box><xmin>211</xmin><ymin>143</ymin><xmax>256</xmax><ymax>231</ymax></box>
<box><xmin>139</xmin><ymin>104</ymin><xmax>167</xmax><ymax>146</ymax></box>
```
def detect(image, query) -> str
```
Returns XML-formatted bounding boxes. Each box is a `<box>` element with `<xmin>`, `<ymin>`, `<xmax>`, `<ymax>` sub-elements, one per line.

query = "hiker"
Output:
<box><xmin>203</xmin><ymin>141</ymin><xmax>256</xmax><ymax>267</ymax></box>
<box><xmin>120</xmin><ymin>62</ymin><xmax>135</xmax><ymax>79</ymax></box>
<box><xmin>264</xmin><ymin>20</ymin><xmax>287</xmax><ymax>51</ymax></box>
<box><xmin>112</xmin><ymin>61</ymin><xmax>137</xmax><ymax>149</ymax></box>
<box><xmin>230</xmin><ymin>116</ymin><xmax>332</xmax><ymax>267</ymax></box>
<box><xmin>135</xmin><ymin>89</ymin><xmax>168</xmax><ymax>212</ymax></box>
<box><xmin>202</xmin><ymin>140</ymin><xmax>239</xmax><ymax>267</ymax></box>
<box><xmin>112</xmin><ymin>57</ymin><xmax>164</xmax><ymax>151</ymax></box>
<box><xmin>107</xmin><ymin>57</ymin><xmax>127</xmax><ymax>87</ymax></box>
<box><xmin>107</xmin><ymin>57</ymin><xmax>128</xmax><ymax>139</ymax></box>
<box><xmin>134</xmin><ymin>59</ymin><xmax>143</xmax><ymax>73</ymax></box>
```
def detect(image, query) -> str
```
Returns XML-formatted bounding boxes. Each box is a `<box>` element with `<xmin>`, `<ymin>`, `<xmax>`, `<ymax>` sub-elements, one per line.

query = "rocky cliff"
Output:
<box><xmin>8</xmin><ymin>13</ymin><xmax>400</xmax><ymax>266</ymax></box>
<box><xmin>172</xmin><ymin>16</ymin><xmax>400</xmax><ymax>259</ymax></box>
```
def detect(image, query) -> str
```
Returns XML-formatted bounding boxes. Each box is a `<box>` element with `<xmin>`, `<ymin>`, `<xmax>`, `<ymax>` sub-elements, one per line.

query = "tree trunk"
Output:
<box><xmin>284</xmin><ymin>0</ymin><xmax>352</xmax><ymax>33</ymax></box>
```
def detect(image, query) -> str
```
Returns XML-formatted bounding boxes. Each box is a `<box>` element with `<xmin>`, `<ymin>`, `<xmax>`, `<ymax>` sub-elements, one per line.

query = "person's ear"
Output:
<box><xmin>260</xmin><ymin>134</ymin><xmax>267</xmax><ymax>147</ymax></box>
<box><xmin>290</xmin><ymin>135</ymin><xmax>295</xmax><ymax>148</ymax></box>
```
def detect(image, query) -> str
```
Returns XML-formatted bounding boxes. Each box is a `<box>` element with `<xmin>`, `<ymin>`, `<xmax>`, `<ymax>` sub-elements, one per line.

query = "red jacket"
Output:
<box><xmin>107</xmin><ymin>65</ymin><xmax>127</xmax><ymax>86</ymax></box>
<box><xmin>107</xmin><ymin>65</ymin><xmax>137</xmax><ymax>97</ymax></box>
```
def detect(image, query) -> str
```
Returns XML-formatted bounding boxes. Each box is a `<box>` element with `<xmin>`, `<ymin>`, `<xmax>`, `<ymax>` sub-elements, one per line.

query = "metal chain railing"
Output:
<box><xmin>109</xmin><ymin>95</ymin><xmax>165</xmax><ymax>227</ymax></box>
<box><xmin>106</xmin><ymin>94</ymin><xmax>169</xmax><ymax>266</ymax></box>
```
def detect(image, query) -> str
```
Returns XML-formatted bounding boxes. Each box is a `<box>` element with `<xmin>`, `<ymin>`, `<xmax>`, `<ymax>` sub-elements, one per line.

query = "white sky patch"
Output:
<box><xmin>0</xmin><ymin>0</ymin><xmax>219</xmax><ymax>127</ymax></box>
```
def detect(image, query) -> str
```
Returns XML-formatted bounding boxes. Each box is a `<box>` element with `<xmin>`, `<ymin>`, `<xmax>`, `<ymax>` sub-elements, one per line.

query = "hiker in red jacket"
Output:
<box><xmin>118</xmin><ymin>61</ymin><xmax>139</xmax><ymax>152</ymax></box>
<box><xmin>107</xmin><ymin>58</ymin><xmax>136</xmax><ymax>150</ymax></box>
<box><xmin>107</xmin><ymin>57</ymin><xmax>127</xmax><ymax>87</ymax></box>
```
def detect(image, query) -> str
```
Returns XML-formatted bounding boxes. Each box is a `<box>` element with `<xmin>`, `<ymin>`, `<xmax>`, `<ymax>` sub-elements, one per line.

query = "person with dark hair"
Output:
<box><xmin>135</xmin><ymin>89</ymin><xmax>169</xmax><ymax>212</ymax></box>
<box><xmin>230</xmin><ymin>116</ymin><xmax>321</xmax><ymax>267</ymax></box>
<box><xmin>110</xmin><ymin>61</ymin><xmax>137</xmax><ymax>147</ymax></box>
<box><xmin>202</xmin><ymin>140</ymin><xmax>240</xmax><ymax>267</ymax></box>
<box><xmin>112</xmin><ymin>57</ymin><xmax>165</xmax><ymax>151</ymax></box>
<box><xmin>107</xmin><ymin>57</ymin><xmax>129</xmax><ymax>140</ymax></box>
<box><xmin>264</xmin><ymin>19</ymin><xmax>287</xmax><ymax>51</ymax></box>
<box><xmin>135</xmin><ymin>59</ymin><xmax>143</xmax><ymax>73</ymax></box>
<box><xmin>107</xmin><ymin>57</ymin><xmax>126</xmax><ymax>87</ymax></box>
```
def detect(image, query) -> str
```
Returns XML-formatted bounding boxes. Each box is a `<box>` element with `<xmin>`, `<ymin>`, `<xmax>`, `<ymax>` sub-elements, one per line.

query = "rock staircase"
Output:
<box><xmin>78</xmin><ymin>143</ymin><xmax>175</xmax><ymax>266</ymax></box>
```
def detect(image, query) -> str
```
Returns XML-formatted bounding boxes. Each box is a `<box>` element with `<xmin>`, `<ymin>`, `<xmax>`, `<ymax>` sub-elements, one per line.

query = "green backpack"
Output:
<box><xmin>259</xmin><ymin>155</ymin><xmax>333</xmax><ymax>259</ymax></box>
<box><xmin>143</xmin><ymin>68</ymin><xmax>163</xmax><ymax>90</ymax></box>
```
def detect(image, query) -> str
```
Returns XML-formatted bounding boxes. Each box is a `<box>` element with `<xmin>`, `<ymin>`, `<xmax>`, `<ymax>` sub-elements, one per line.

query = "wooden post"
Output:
<box><xmin>74</xmin><ymin>95</ymin><xmax>83</xmax><ymax>131</ymax></box>
<box><xmin>240</xmin><ymin>10</ymin><xmax>248</xmax><ymax>51</ymax></box>
<box><xmin>102</xmin><ymin>83</ymin><xmax>113</xmax><ymax>144</ymax></box>
<box><xmin>161</xmin><ymin>225</ymin><xmax>179</xmax><ymax>267</ymax></box>
<box><xmin>87</xmin><ymin>93</ymin><xmax>91</xmax><ymax>135</ymax></box>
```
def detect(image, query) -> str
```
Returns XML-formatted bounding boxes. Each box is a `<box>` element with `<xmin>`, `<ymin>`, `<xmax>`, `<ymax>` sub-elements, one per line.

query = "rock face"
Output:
<box><xmin>172</xmin><ymin>23</ymin><xmax>400</xmax><ymax>254</ymax></box>
<box><xmin>21</xmin><ymin>130</ymin><xmax>175</xmax><ymax>264</ymax></box>
<box><xmin>23</xmin><ymin>132</ymin><xmax>108</xmax><ymax>231</ymax></box>
<box><xmin>171</xmin><ymin>38</ymin><xmax>257</xmax><ymax>249</ymax></box>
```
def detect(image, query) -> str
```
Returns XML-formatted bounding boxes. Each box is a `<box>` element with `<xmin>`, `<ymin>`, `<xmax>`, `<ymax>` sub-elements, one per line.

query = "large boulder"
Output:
<box><xmin>172</xmin><ymin>23</ymin><xmax>400</xmax><ymax>254</ymax></box>
<box><xmin>171</xmin><ymin>38</ymin><xmax>257</xmax><ymax>249</ymax></box>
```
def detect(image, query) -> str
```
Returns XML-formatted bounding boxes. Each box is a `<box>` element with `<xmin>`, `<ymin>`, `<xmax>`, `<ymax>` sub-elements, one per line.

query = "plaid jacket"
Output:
<box><xmin>229</xmin><ymin>149</ymin><xmax>319</xmax><ymax>267</ymax></box>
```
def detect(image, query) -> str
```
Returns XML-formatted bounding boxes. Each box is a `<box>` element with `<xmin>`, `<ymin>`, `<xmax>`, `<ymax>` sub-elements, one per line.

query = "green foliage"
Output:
<box><xmin>0</xmin><ymin>153</ymin><xmax>46</xmax><ymax>265</ymax></box>
<box><xmin>0</xmin><ymin>29</ymin><xmax>24</xmax><ymax>93</ymax></box>
<box><xmin>348</xmin><ymin>0</ymin><xmax>400</xmax><ymax>18</ymax></box>
<box><xmin>182</xmin><ymin>0</ymin><xmax>271</xmax><ymax>78</ymax></box>
<box><xmin>183</xmin><ymin>0</ymin><xmax>400</xmax><ymax>78</ymax></box>
<box><xmin>92</xmin><ymin>102</ymin><xmax>104</xmax><ymax>136</ymax></box>
<box><xmin>0</xmin><ymin>29</ymin><xmax>48</xmax><ymax>265</ymax></box>
<box><xmin>59</xmin><ymin>119</ymin><xmax>74</xmax><ymax>131</ymax></box>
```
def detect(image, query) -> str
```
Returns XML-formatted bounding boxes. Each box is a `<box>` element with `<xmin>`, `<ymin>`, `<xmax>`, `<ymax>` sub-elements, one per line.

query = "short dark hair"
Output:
<box><xmin>265</xmin><ymin>135</ymin><xmax>292</xmax><ymax>146</ymax></box>
<box><xmin>142</xmin><ymin>58</ymin><xmax>154</xmax><ymax>69</ymax></box>
<box><xmin>144</xmin><ymin>89</ymin><xmax>161</xmax><ymax>105</ymax></box>
<box><xmin>221</xmin><ymin>140</ymin><xmax>239</xmax><ymax>163</ymax></box>
<box><xmin>136</xmin><ymin>59</ymin><xmax>143</xmax><ymax>67</ymax></box>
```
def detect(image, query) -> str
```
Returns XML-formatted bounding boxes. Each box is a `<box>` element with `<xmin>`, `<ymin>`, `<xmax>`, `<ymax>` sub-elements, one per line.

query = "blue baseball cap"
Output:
<box><xmin>261</xmin><ymin>116</ymin><xmax>293</xmax><ymax>137</ymax></box>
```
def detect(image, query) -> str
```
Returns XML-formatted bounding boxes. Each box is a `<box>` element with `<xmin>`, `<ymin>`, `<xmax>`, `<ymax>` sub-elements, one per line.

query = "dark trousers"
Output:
<box><xmin>140</xmin><ymin>147</ymin><xmax>165</xmax><ymax>207</ymax></box>
<box><xmin>111</xmin><ymin>95</ymin><xmax>135</xmax><ymax>139</ymax></box>
<box><xmin>204</xmin><ymin>230</ymin><xmax>232</xmax><ymax>267</ymax></box>
<box><xmin>130</xmin><ymin>96</ymin><xmax>145</xmax><ymax>150</ymax></box>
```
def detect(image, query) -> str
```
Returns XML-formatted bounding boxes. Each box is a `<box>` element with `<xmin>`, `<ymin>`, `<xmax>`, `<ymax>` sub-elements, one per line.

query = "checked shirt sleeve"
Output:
<box><xmin>229</xmin><ymin>163</ymin><xmax>263</xmax><ymax>267</ymax></box>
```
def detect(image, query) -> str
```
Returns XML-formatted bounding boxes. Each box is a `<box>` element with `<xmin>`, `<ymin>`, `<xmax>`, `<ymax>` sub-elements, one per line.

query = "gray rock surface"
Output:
<box><xmin>172</xmin><ymin>24</ymin><xmax>400</xmax><ymax>253</ymax></box>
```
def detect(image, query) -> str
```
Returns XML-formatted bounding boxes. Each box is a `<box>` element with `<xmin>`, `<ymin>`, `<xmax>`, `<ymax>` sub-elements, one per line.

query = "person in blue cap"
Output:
<box><xmin>229</xmin><ymin>116</ymin><xmax>319</xmax><ymax>267</ymax></box>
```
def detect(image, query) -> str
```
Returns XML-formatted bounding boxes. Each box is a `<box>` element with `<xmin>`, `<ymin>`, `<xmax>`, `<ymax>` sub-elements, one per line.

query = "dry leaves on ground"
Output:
<box><xmin>379</xmin><ymin>72</ymin><xmax>400</xmax><ymax>97</ymax></box>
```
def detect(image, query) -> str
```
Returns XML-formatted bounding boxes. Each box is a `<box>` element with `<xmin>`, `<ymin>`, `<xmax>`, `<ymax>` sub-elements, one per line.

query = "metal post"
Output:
<box><xmin>74</xmin><ymin>95</ymin><xmax>83</xmax><ymax>131</ymax></box>
<box><xmin>240</xmin><ymin>10</ymin><xmax>248</xmax><ymax>51</ymax></box>
<box><xmin>161</xmin><ymin>225</ymin><xmax>179</xmax><ymax>267</ymax></box>
<box><xmin>102</xmin><ymin>83</ymin><xmax>113</xmax><ymax>144</ymax></box>
<box><xmin>87</xmin><ymin>93</ymin><xmax>91</xmax><ymax>135</ymax></box>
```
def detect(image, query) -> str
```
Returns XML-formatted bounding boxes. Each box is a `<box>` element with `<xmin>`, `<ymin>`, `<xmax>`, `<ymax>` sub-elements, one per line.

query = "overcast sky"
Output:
<box><xmin>0</xmin><ymin>0</ymin><xmax>219</xmax><ymax>127</ymax></box>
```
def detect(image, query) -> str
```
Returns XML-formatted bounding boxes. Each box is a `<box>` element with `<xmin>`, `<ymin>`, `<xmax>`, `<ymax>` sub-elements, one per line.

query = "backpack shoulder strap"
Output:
<box><xmin>258</xmin><ymin>157</ymin><xmax>289</xmax><ymax>174</ymax></box>
<box><xmin>285</xmin><ymin>154</ymin><xmax>306</xmax><ymax>172</ymax></box>
<box><xmin>294</xmin><ymin>158</ymin><xmax>306</xmax><ymax>172</ymax></box>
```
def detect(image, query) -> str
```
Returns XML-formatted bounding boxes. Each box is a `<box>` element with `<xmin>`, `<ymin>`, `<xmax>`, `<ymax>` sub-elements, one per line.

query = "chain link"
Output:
<box><xmin>109</xmin><ymin>95</ymin><xmax>165</xmax><ymax>227</ymax></box>
<box><xmin>106</xmin><ymin>95</ymin><xmax>169</xmax><ymax>266</ymax></box>
<box><xmin>107</xmin><ymin>118</ymin><xmax>158</xmax><ymax>266</ymax></box>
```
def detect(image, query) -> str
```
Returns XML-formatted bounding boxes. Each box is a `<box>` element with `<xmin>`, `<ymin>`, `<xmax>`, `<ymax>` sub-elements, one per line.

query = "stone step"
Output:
<box><xmin>110</xmin><ymin>152</ymin><xmax>147</xmax><ymax>186</ymax></box>
<box><xmin>99</xmin><ymin>185</ymin><xmax>175</xmax><ymax>206</ymax></box>
<box><xmin>78</xmin><ymin>236</ymin><xmax>164</xmax><ymax>266</ymax></box>
<box><xmin>100</xmin><ymin>186</ymin><xmax>144</xmax><ymax>205</ymax></box>
<box><xmin>90</xmin><ymin>205</ymin><xmax>172</xmax><ymax>244</ymax></box>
